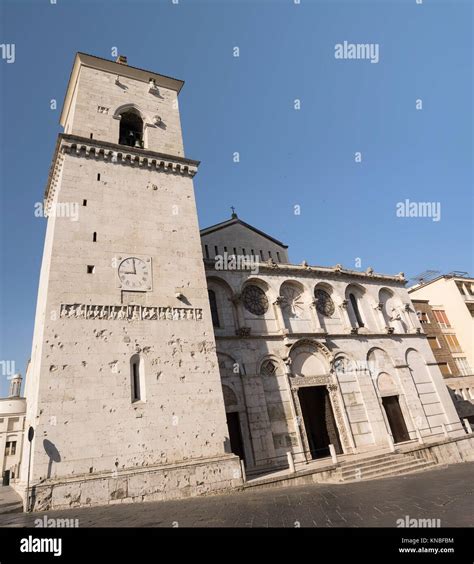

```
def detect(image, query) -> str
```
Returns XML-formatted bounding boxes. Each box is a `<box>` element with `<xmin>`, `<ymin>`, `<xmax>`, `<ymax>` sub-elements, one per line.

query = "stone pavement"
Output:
<box><xmin>0</xmin><ymin>462</ymin><xmax>472</xmax><ymax>528</ymax></box>
<box><xmin>0</xmin><ymin>486</ymin><xmax>23</xmax><ymax>515</ymax></box>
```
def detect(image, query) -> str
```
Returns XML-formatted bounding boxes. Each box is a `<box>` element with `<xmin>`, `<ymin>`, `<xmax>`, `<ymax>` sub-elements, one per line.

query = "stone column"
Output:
<box><xmin>230</xmin><ymin>293</ymin><xmax>246</xmax><ymax>333</ymax></box>
<box><xmin>395</xmin><ymin>364</ymin><xmax>430</xmax><ymax>438</ymax></box>
<box><xmin>402</xmin><ymin>303</ymin><xmax>419</xmax><ymax>333</ymax></box>
<box><xmin>373</xmin><ymin>302</ymin><xmax>387</xmax><ymax>332</ymax></box>
<box><xmin>327</xmin><ymin>381</ymin><xmax>356</xmax><ymax>453</ymax></box>
<box><xmin>309</xmin><ymin>300</ymin><xmax>324</xmax><ymax>332</ymax></box>
<box><xmin>240</xmin><ymin>359</ymin><xmax>277</xmax><ymax>468</ymax></box>
<box><xmin>425</xmin><ymin>363</ymin><xmax>463</xmax><ymax>436</ymax></box>
<box><xmin>111</xmin><ymin>113</ymin><xmax>121</xmax><ymax>144</ymax></box>
<box><xmin>356</xmin><ymin>368</ymin><xmax>390</xmax><ymax>445</ymax></box>
<box><xmin>273</xmin><ymin>297</ymin><xmax>287</xmax><ymax>335</ymax></box>
<box><xmin>339</xmin><ymin>299</ymin><xmax>353</xmax><ymax>332</ymax></box>
<box><xmin>283</xmin><ymin>359</ymin><xmax>307</xmax><ymax>464</ymax></box>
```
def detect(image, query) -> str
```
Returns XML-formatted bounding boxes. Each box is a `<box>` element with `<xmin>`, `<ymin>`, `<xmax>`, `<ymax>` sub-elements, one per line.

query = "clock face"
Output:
<box><xmin>118</xmin><ymin>257</ymin><xmax>151</xmax><ymax>291</ymax></box>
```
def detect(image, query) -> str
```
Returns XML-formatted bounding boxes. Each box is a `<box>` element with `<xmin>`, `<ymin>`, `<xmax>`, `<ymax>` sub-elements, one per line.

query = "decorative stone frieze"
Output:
<box><xmin>59</xmin><ymin>304</ymin><xmax>203</xmax><ymax>321</ymax></box>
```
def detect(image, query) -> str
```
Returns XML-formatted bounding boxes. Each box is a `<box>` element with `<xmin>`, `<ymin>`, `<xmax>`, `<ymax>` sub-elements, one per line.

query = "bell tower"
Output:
<box><xmin>18</xmin><ymin>53</ymin><xmax>241</xmax><ymax>510</ymax></box>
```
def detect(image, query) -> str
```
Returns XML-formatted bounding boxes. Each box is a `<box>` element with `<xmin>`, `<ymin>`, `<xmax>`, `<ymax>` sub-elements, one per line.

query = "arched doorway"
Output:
<box><xmin>290</xmin><ymin>341</ymin><xmax>344</xmax><ymax>459</ymax></box>
<box><xmin>376</xmin><ymin>369</ymin><xmax>410</xmax><ymax>444</ymax></box>
<box><xmin>222</xmin><ymin>385</ymin><xmax>246</xmax><ymax>463</ymax></box>
<box><xmin>297</xmin><ymin>385</ymin><xmax>342</xmax><ymax>458</ymax></box>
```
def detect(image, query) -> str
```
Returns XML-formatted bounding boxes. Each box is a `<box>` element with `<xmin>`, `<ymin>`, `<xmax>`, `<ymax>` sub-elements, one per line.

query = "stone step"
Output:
<box><xmin>357</xmin><ymin>461</ymin><xmax>438</xmax><ymax>481</ymax></box>
<box><xmin>341</xmin><ymin>455</ymin><xmax>421</xmax><ymax>477</ymax></box>
<box><xmin>342</xmin><ymin>456</ymin><xmax>428</xmax><ymax>476</ymax></box>
<box><xmin>341</xmin><ymin>455</ymin><xmax>405</xmax><ymax>472</ymax></box>
<box><xmin>340</xmin><ymin>452</ymin><xmax>408</xmax><ymax>471</ymax></box>
<box><xmin>341</xmin><ymin>460</ymin><xmax>437</xmax><ymax>482</ymax></box>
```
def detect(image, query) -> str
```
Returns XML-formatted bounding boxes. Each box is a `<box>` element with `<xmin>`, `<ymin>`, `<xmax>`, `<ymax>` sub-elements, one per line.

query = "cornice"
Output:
<box><xmin>204</xmin><ymin>259</ymin><xmax>406</xmax><ymax>285</ymax></box>
<box><xmin>215</xmin><ymin>331</ymin><xmax>424</xmax><ymax>341</ymax></box>
<box><xmin>44</xmin><ymin>134</ymin><xmax>200</xmax><ymax>213</ymax></box>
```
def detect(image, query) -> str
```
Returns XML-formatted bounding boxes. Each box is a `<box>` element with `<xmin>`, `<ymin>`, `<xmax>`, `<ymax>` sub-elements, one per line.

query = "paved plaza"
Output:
<box><xmin>0</xmin><ymin>462</ymin><xmax>472</xmax><ymax>528</ymax></box>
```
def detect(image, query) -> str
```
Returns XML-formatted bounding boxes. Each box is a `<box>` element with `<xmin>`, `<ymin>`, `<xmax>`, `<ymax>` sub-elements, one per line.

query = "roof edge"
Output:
<box><xmin>200</xmin><ymin>218</ymin><xmax>288</xmax><ymax>249</ymax></box>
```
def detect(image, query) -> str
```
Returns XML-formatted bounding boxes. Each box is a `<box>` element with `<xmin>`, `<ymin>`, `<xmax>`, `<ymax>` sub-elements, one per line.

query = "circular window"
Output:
<box><xmin>314</xmin><ymin>288</ymin><xmax>335</xmax><ymax>317</ymax></box>
<box><xmin>242</xmin><ymin>285</ymin><xmax>268</xmax><ymax>316</ymax></box>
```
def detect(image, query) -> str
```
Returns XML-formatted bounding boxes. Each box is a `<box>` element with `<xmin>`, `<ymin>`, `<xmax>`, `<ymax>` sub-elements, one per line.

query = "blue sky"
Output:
<box><xmin>0</xmin><ymin>0</ymin><xmax>472</xmax><ymax>394</ymax></box>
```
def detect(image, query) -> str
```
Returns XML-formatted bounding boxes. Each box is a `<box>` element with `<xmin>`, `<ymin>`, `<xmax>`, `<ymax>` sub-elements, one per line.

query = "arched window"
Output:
<box><xmin>349</xmin><ymin>293</ymin><xmax>364</xmax><ymax>328</ymax></box>
<box><xmin>119</xmin><ymin>109</ymin><xmax>144</xmax><ymax>148</ymax></box>
<box><xmin>130</xmin><ymin>355</ymin><xmax>145</xmax><ymax>402</ymax></box>
<box><xmin>208</xmin><ymin>289</ymin><xmax>220</xmax><ymax>327</ymax></box>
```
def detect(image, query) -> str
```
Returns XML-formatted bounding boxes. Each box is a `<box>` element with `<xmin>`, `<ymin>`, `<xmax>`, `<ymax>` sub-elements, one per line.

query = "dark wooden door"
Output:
<box><xmin>382</xmin><ymin>395</ymin><xmax>410</xmax><ymax>443</ymax></box>
<box><xmin>2</xmin><ymin>470</ymin><xmax>10</xmax><ymax>486</ymax></box>
<box><xmin>226</xmin><ymin>411</ymin><xmax>246</xmax><ymax>463</ymax></box>
<box><xmin>298</xmin><ymin>386</ymin><xmax>342</xmax><ymax>459</ymax></box>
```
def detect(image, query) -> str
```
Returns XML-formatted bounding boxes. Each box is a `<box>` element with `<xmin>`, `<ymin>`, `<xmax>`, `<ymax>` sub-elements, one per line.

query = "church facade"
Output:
<box><xmin>201</xmin><ymin>216</ymin><xmax>463</xmax><ymax>471</ymax></box>
<box><xmin>14</xmin><ymin>53</ymin><xmax>464</xmax><ymax>511</ymax></box>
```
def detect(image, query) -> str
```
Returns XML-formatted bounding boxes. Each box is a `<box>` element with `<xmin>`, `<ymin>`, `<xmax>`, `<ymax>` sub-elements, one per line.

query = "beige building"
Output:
<box><xmin>0</xmin><ymin>374</ymin><xmax>26</xmax><ymax>486</ymax></box>
<box><xmin>201</xmin><ymin>215</ymin><xmax>464</xmax><ymax>473</ymax></box>
<box><xmin>408</xmin><ymin>273</ymin><xmax>474</xmax><ymax>373</ymax></box>
<box><xmin>409</xmin><ymin>273</ymin><xmax>474</xmax><ymax>425</ymax></box>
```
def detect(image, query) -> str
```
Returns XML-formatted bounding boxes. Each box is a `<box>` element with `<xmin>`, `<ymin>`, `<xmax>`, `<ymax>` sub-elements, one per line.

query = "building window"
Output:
<box><xmin>93</xmin><ymin>232</ymin><xmax>97</xmax><ymax>242</ymax></box>
<box><xmin>349</xmin><ymin>293</ymin><xmax>364</xmax><ymax>328</ymax></box>
<box><xmin>433</xmin><ymin>309</ymin><xmax>451</xmax><ymax>328</ymax></box>
<box><xmin>438</xmin><ymin>362</ymin><xmax>451</xmax><ymax>376</ymax></box>
<box><xmin>5</xmin><ymin>441</ymin><xmax>16</xmax><ymax>456</ymax></box>
<box><xmin>276</xmin><ymin>252</ymin><xmax>281</xmax><ymax>262</ymax></box>
<box><xmin>87</xmin><ymin>265</ymin><xmax>95</xmax><ymax>274</ymax></box>
<box><xmin>97</xmin><ymin>173</ymin><xmax>101</xmax><ymax>181</ymax></box>
<box><xmin>205</xmin><ymin>245</ymin><xmax>209</xmax><ymax>259</ymax></box>
<box><xmin>119</xmin><ymin>109</ymin><xmax>144</xmax><ymax>148</ymax></box>
<box><xmin>233</xmin><ymin>247</ymin><xmax>237</xmax><ymax>256</ymax></box>
<box><xmin>427</xmin><ymin>336</ymin><xmax>440</xmax><ymax>351</ymax></box>
<box><xmin>208</xmin><ymin>289</ymin><xmax>220</xmax><ymax>327</ymax></box>
<box><xmin>224</xmin><ymin>246</ymin><xmax>228</xmax><ymax>253</ymax></box>
<box><xmin>214</xmin><ymin>245</ymin><xmax>218</xmax><ymax>256</ymax></box>
<box><xmin>417</xmin><ymin>311</ymin><xmax>429</xmax><ymax>324</ymax></box>
<box><xmin>130</xmin><ymin>355</ymin><xmax>145</xmax><ymax>402</ymax></box>
<box><xmin>242</xmin><ymin>285</ymin><xmax>269</xmax><ymax>316</ymax></box>
<box><xmin>82</xmin><ymin>199</ymin><xmax>87</xmax><ymax>206</ymax></box>
<box><xmin>242</xmin><ymin>248</ymin><xmax>246</xmax><ymax>256</ymax></box>
<box><xmin>445</xmin><ymin>334</ymin><xmax>462</xmax><ymax>353</ymax></box>
<box><xmin>455</xmin><ymin>357</ymin><xmax>472</xmax><ymax>376</ymax></box>
<box><xmin>260</xmin><ymin>359</ymin><xmax>278</xmax><ymax>376</ymax></box>
<box><xmin>268</xmin><ymin>251</ymin><xmax>272</xmax><ymax>259</ymax></box>
<box><xmin>259</xmin><ymin>250</ymin><xmax>264</xmax><ymax>260</ymax></box>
